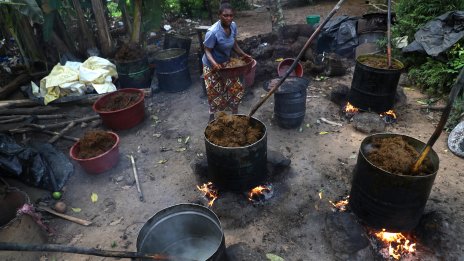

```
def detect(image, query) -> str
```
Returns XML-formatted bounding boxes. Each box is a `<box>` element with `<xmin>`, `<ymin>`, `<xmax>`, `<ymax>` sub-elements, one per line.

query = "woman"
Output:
<box><xmin>202</xmin><ymin>3</ymin><xmax>252</xmax><ymax>120</ymax></box>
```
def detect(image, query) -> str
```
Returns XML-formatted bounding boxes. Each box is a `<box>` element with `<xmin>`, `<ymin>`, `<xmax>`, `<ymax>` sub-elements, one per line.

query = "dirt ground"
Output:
<box><xmin>2</xmin><ymin>0</ymin><xmax>464</xmax><ymax>260</ymax></box>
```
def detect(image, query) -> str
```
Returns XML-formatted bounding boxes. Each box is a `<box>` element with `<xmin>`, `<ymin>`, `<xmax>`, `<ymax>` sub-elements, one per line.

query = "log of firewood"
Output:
<box><xmin>0</xmin><ymin>106</ymin><xmax>60</xmax><ymax>115</ymax></box>
<box><xmin>48</xmin><ymin>122</ymin><xmax>76</xmax><ymax>143</ymax></box>
<box><xmin>9</xmin><ymin>115</ymin><xmax>100</xmax><ymax>133</ymax></box>
<box><xmin>0</xmin><ymin>99</ymin><xmax>40</xmax><ymax>109</ymax></box>
<box><xmin>0</xmin><ymin>74</ymin><xmax>31</xmax><ymax>100</ymax></box>
<box><xmin>0</xmin><ymin>114</ymin><xmax>65</xmax><ymax>120</ymax></box>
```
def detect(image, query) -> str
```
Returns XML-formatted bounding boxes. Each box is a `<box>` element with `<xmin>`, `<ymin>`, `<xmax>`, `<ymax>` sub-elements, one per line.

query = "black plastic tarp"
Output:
<box><xmin>0</xmin><ymin>134</ymin><xmax>73</xmax><ymax>191</ymax></box>
<box><xmin>316</xmin><ymin>15</ymin><xmax>359</xmax><ymax>57</ymax></box>
<box><xmin>403</xmin><ymin>11</ymin><xmax>464</xmax><ymax>56</ymax></box>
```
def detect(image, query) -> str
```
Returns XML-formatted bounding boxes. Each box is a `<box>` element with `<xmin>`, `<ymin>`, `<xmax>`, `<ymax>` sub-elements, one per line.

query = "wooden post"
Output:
<box><xmin>91</xmin><ymin>0</ymin><xmax>113</xmax><ymax>57</ymax></box>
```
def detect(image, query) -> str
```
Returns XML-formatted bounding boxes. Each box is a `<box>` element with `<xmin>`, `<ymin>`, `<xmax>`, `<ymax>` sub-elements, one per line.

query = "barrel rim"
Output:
<box><xmin>263</xmin><ymin>76</ymin><xmax>310</xmax><ymax>94</ymax></box>
<box><xmin>204</xmin><ymin>114</ymin><xmax>267</xmax><ymax>149</ymax></box>
<box><xmin>136</xmin><ymin>203</ymin><xmax>224</xmax><ymax>251</ymax></box>
<box><xmin>359</xmin><ymin>133</ymin><xmax>439</xmax><ymax>178</ymax></box>
<box><xmin>153</xmin><ymin>48</ymin><xmax>186</xmax><ymax>60</ymax></box>
<box><xmin>356</xmin><ymin>54</ymin><xmax>404</xmax><ymax>71</ymax></box>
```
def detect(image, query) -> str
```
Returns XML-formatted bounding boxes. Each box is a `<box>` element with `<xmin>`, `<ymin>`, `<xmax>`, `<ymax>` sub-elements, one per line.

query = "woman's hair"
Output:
<box><xmin>218</xmin><ymin>2</ymin><xmax>233</xmax><ymax>14</ymax></box>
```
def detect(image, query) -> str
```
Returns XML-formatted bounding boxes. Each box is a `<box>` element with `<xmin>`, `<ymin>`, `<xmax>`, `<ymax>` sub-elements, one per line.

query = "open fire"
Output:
<box><xmin>369</xmin><ymin>229</ymin><xmax>416</xmax><ymax>260</ymax></box>
<box><xmin>329</xmin><ymin>196</ymin><xmax>349</xmax><ymax>212</ymax></box>
<box><xmin>344</xmin><ymin>102</ymin><xmax>397</xmax><ymax>123</ymax></box>
<box><xmin>248</xmin><ymin>185</ymin><xmax>273</xmax><ymax>203</ymax></box>
<box><xmin>197</xmin><ymin>182</ymin><xmax>219</xmax><ymax>207</ymax></box>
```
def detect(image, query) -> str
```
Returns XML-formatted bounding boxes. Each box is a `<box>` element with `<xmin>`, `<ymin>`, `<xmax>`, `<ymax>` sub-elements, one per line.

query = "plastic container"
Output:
<box><xmin>277</xmin><ymin>58</ymin><xmax>303</xmax><ymax>77</ymax></box>
<box><xmin>306</xmin><ymin>15</ymin><xmax>320</xmax><ymax>25</ymax></box>
<box><xmin>93</xmin><ymin>88</ymin><xmax>145</xmax><ymax>130</ymax></box>
<box><xmin>69</xmin><ymin>132</ymin><xmax>120</xmax><ymax>175</ymax></box>
<box><xmin>218</xmin><ymin>57</ymin><xmax>253</xmax><ymax>79</ymax></box>
<box><xmin>244</xmin><ymin>59</ymin><xmax>257</xmax><ymax>87</ymax></box>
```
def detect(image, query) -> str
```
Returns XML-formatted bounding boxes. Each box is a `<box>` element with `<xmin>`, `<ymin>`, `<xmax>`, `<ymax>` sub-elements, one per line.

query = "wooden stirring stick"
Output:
<box><xmin>411</xmin><ymin>67</ymin><xmax>464</xmax><ymax>174</ymax></box>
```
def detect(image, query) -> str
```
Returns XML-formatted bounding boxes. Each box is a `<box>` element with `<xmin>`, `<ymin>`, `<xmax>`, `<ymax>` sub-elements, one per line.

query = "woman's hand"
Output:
<box><xmin>212</xmin><ymin>62</ymin><xmax>222</xmax><ymax>71</ymax></box>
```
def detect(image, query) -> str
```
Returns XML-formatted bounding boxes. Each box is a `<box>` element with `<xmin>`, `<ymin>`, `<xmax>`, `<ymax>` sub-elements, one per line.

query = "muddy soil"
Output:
<box><xmin>205</xmin><ymin>112</ymin><xmax>263</xmax><ymax>147</ymax></box>
<box><xmin>99</xmin><ymin>92</ymin><xmax>141</xmax><ymax>112</ymax></box>
<box><xmin>2</xmin><ymin>1</ymin><xmax>464</xmax><ymax>261</ymax></box>
<box><xmin>366</xmin><ymin>136</ymin><xmax>434</xmax><ymax>175</ymax></box>
<box><xmin>76</xmin><ymin>130</ymin><xmax>116</xmax><ymax>159</ymax></box>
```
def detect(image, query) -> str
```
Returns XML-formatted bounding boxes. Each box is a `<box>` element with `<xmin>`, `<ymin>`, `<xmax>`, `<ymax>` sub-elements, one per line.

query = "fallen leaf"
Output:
<box><xmin>177</xmin><ymin>138</ymin><xmax>182</xmax><ymax>143</ymax></box>
<box><xmin>109</xmin><ymin>217</ymin><xmax>123</xmax><ymax>226</ymax></box>
<box><xmin>153</xmin><ymin>133</ymin><xmax>161</xmax><ymax>138</ymax></box>
<box><xmin>349</xmin><ymin>154</ymin><xmax>357</xmax><ymax>159</ymax></box>
<box><xmin>416</xmin><ymin>100</ymin><xmax>428</xmax><ymax>105</ymax></box>
<box><xmin>184</xmin><ymin>136</ymin><xmax>190</xmax><ymax>144</ymax></box>
<box><xmin>319</xmin><ymin>131</ymin><xmax>329</xmax><ymax>135</ymax></box>
<box><xmin>298</xmin><ymin>127</ymin><xmax>303</xmax><ymax>132</ymax></box>
<box><xmin>275</xmin><ymin>58</ymin><xmax>284</xmax><ymax>62</ymax></box>
<box><xmin>175</xmin><ymin>148</ymin><xmax>187</xmax><ymax>152</ymax></box>
<box><xmin>158</xmin><ymin>159</ymin><xmax>168</xmax><ymax>164</ymax></box>
<box><xmin>71</xmin><ymin>208</ymin><xmax>82</xmax><ymax>213</ymax></box>
<box><xmin>90</xmin><ymin>193</ymin><xmax>98</xmax><ymax>203</ymax></box>
<box><xmin>305</xmin><ymin>123</ymin><xmax>310</xmax><ymax>128</ymax></box>
<box><xmin>151</xmin><ymin>115</ymin><xmax>159</xmax><ymax>120</ymax></box>
<box><xmin>266</xmin><ymin>253</ymin><xmax>285</xmax><ymax>261</ymax></box>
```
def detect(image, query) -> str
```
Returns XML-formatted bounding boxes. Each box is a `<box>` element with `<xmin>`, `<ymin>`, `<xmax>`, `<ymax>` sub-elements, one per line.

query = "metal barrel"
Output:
<box><xmin>163</xmin><ymin>33</ymin><xmax>192</xmax><ymax>57</ymax></box>
<box><xmin>136</xmin><ymin>203</ymin><xmax>226</xmax><ymax>261</ymax></box>
<box><xmin>115</xmin><ymin>56</ymin><xmax>152</xmax><ymax>89</ymax></box>
<box><xmin>348</xmin><ymin>54</ymin><xmax>404</xmax><ymax>112</ymax></box>
<box><xmin>205</xmin><ymin>115</ymin><xmax>267</xmax><ymax>192</ymax></box>
<box><xmin>272</xmin><ymin>77</ymin><xmax>309</xmax><ymax>129</ymax></box>
<box><xmin>349</xmin><ymin>133</ymin><xmax>439</xmax><ymax>232</ymax></box>
<box><xmin>153</xmin><ymin>48</ymin><xmax>191</xmax><ymax>92</ymax></box>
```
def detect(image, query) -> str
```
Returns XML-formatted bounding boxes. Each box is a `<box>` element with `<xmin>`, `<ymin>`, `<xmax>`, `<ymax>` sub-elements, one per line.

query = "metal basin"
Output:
<box><xmin>136</xmin><ymin>203</ymin><xmax>226</xmax><ymax>261</ymax></box>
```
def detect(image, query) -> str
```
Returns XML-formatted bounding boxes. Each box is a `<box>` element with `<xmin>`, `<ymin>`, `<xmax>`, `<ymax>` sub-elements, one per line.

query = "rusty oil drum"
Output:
<box><xmin>349</xmin><ymin>133</ymin><xmax>439</xmax><ymax>232</ymax></box>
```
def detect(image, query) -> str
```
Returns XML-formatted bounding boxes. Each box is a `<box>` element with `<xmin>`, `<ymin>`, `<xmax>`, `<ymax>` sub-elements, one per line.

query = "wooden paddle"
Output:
<box><xmin>248</xmin><ymin>0</ymin><xmax>347</xmax><ymax>117</ymax></box>
<box><xmin>0</xmin><ymin>242</ymin><xmax>197</xmax><ymax>261</ymax></box>
<box><xmin>411</xmin><ymin>67</ymin><xmax>464</xmax><ymax>174</ymax></box>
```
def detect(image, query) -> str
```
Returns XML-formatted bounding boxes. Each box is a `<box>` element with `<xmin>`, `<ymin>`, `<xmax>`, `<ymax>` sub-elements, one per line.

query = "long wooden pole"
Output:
<box><xmin>0</xmin><ymin>242</ymin><xmax>188</xmax><ymax>260</ymax></box>
<box><xmin>387</xmin><ymin>0</ymin><xmax>392</xmax><ymax>68</ymax></box>
<box><xmin>411</xmin><ymin>67</ymin><xmax>464</xmax><ymax>174</ymax></box>
<box><xmin>248</xmin><ymin>0</ymin><xmax>346</xmax><ymax>117</ymax></box>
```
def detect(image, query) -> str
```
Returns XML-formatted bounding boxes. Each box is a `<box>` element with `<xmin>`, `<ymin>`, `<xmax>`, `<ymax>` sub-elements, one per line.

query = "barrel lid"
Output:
<box><xmin>153</xmin><ymin>48</ymin><xmax>186</xmax><ymax>60</ymax></box>
<box><xmin>263</xmin><ymin>77</ymin><xmax>310</xmax><ymax>94</ymax></box>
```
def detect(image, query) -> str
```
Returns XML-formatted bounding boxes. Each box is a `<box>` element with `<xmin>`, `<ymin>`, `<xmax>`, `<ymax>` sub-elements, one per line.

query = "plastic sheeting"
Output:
<box><xmin>316</xmin><ymin>15</ymin><xmax>359</xmax><ymax>58</ymax></box>
<box><xmin>403</xmin><ymin>11</ymin><xmax>464</xmax><ymax>56</ymax></box>
<box><xmin>0</xmin><ymin>134</ymin><xmax>73</xmax><ymax>191</ymax></box>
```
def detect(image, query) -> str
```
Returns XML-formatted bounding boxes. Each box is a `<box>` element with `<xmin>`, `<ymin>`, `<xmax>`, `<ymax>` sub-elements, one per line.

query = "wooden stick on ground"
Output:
<box><xmin>0</xmin><ymin>114</ymin><xmax>66</xmax><ymax>120</ymax></box>
<box><xmin>10</xmin><ymin>115</ymin><xmax>100</xmax><ymax>133</ymax></box>
<box><xmin>0</xmin><ymin>106</ymin><xmax>60</xmax><ymax>116</ymax></box>
<box><xmin>37</xmin><ymin>206</ymin><xmax>92</xmax><ymax>226</ymax></box>
<box><xmin>129</xmin><ymin>155</ymin><xmax>144</xmax><ymax>202</ymax></box>
<box><xmin>40</xmin><ymin>130</ymin><xmax>79</xmax><ymax>142</ymax></box>
<box><xmin>48</xmin><ymin>121</ymin><xmax>76</xmax><ymax>143</ymax></box>
<box><xmin>0</xmin><ymin>74</ymin><xmax>31</xmax><ymax>100</ymax></box>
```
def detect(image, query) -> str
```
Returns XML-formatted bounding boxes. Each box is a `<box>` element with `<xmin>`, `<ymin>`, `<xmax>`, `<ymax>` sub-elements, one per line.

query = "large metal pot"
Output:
<box><xmin>136</xmin><ymin>203</ymin><xmax>226</xmax><ymax>261</ymax></box>
<box><xmin>205</xmin><ymin>115</ymin><xmax>267</xmax><ymax>192</ymax></box>
<box><xmin>349</xmin><ymin>133</ymin><xmax>439</xmax><ymax>232</ymax></box>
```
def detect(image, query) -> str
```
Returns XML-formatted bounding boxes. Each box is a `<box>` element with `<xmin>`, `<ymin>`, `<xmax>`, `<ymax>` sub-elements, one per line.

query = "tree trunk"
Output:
<box><xmin>71</xmin><ymin>0</ymin><xmax>96</xmax><ymax>54</ymax></box>
<box><xmin>131</xmin><ymin>0</ymin><xmax>142</xmax><ymax>44</ymax></box>
<box><xmin>91</xmin><ymin>0</ymin><xmax>113</xmax><ymax>57</ymax></box>
<box><xmin>268</xmin><ymin>0</ymin><xmax>286</xmax><ymax>33</ymax></box>
<box><xmin>0</xmin><ymin>6</ymin><xmax>48</xmax><ymax>71</ymax></box>
<box><xmin>120</xmin><ymin>0</ymin><xmax>132</xmax><ymax>38</ymax></box>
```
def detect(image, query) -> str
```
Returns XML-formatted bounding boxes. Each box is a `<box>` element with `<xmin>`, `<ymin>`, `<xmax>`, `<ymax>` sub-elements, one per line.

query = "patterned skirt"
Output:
<box><xmin>203</xmin><ymin>65</ymin><xmax>244</xmax><ymax>113</ymax></box>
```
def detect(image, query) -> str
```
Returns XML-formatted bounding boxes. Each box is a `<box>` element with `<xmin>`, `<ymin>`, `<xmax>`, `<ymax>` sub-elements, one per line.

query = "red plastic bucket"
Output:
<box><xmin>69</xmin><ymin>132</ymin><xmax>120</xmax><ymax>174</ymax></box>
<box><xmin>93</xmin><ymin>88</ymin><xmax>145</xmax><ymax>130</ymax></box>
<box><xmin>244</xmin><ymin>59</ymin><xmax>257</xmax><ymax>87</ymax></box>
<box><xmin>277</xmin><ymin>58</ymin><xmax>303</xmax><ymax>77</ymax></box>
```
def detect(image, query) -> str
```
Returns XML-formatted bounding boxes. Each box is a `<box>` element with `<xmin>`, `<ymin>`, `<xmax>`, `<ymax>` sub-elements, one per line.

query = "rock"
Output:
<box><xmin>398</xmin><ymin>73</ymin><xmax>412</xmax><ymax>86</ymax></box>
<box><xmin>226</xmin><ymin>242</ymin><xmax>267</xmax><ymax>261</ymax></box>
<box><xmin>324</xmin><ymin>212</ymin><xmax>370</xmax><ymax>255</ymax></box>
<box><xmin>414</xmin><ymin>211</ymin><xmax>463</xmax><ymax>259</ymax></box>
<box><xmin>352</xmin><ymin>112</ymin><xmax>386</xmax><ymax>133</ymax></box>
<box><xmin>394</xmin><ymin>86</ymin><xmax>407</xmax><ymax>108</ymax></box>
<box><xmin>267</xmin><ymin>149</ymin><xmax>291</xmax><ymax>168</ymax></box>
<box><xmin>448</xmin><ymin>121</ymin><xmax>464</xmax><ymax>158</ymax></box>
<box><xmin>190</xmin><ymin>158</ymin><xmax>208</xmax><ymax>177</ymax></box>
<box><xmin>330</xmin><ymin>85</ymin><xmax>349</xmax><ymax>107</ymax></box>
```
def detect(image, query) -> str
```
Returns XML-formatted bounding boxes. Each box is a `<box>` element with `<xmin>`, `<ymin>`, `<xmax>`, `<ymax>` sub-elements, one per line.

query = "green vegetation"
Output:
<box><xmin>107</xmin><ymin>1</ymin><xmax>122</xmax><ymax>18</ymax></box>
<box><xmin>393</xmin><ymin>0</ymin><xmax>464</xmax><ymax>129</ymax></box>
